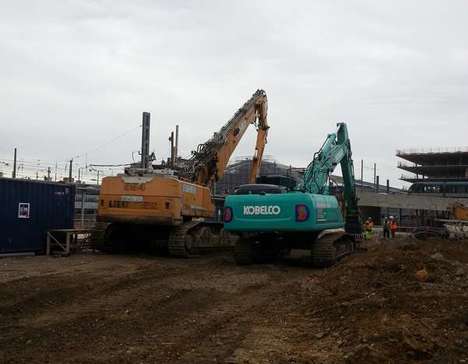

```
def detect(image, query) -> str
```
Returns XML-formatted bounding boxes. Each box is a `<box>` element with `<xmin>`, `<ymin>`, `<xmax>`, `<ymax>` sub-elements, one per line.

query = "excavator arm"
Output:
<box><xmin>248</xmin><ymin>98</ymin><xmax>268</xmax><ymax>183</ymax></box>
<box><xmin>300</xmin><ymin>123</ymin><xmax>362</xmax><ymax>237</ymax></box>
<box><xmin>185</xmin><ymin>90</ymin><xmax>269</xmax><ymax>187</ymax></box>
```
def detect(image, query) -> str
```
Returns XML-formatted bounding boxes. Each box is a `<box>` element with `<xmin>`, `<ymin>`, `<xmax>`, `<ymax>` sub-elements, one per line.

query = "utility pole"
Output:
<box><xmin>169</xmin><ymin>131</ymin><xmax>175</xmax><ymax>167</ymax></box>
<box><xmin>54</xmin><ymin>162</ymin><xmax>57</xmax><ymax>181</ymax></box>
<box><xmin>141</xmin><ymin>112</ymin><xmax>151</xmax><ymax>169</ymax></box>
<box><xmin>373</xmin><ymin>163</ymin><xmax>376</xmax><ymax>186</ymax></box>
<box><xmin>47</xmin><ymin>167</ymin><xmax>51</xmax><ymax>181</ymax></box>
<box><xmin>360</xmin><ymin>159</ymin><xmax>363</xmax><ymax>183</ymax></box>
<box><xmin>12</xmin><ymin>148</ymin><xmax>17</xmax><ymax>178</ymax></box>
<box><xmin>96</xmin><ymin>170</ymin><xmax>100</xmax><ymax>185</ymax></box>
<box><xmin>69</xmin><ymin>159</ymin><xmax>73</xmax><ymax>182</ymax></box>
<box><xmin>174</xmin><ymin>125</ymin><xmax>179</xmax><ymax>161</ymax></box>
<box><xmin>78</xmin><ymin>167</ymin><xmax>81</xmax><ymax>182</ymax></box>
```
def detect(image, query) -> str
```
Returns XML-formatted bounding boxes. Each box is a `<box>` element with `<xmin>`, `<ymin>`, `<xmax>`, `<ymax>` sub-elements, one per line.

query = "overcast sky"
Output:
<box><xmin>1</xmin><ymin>0</ymin><xmax>468</xmax><ymax>185</ymax></box>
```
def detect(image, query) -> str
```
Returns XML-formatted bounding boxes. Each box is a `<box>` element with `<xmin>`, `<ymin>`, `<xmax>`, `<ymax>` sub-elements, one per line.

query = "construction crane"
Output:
<box><xmin>97</xmin><ymin>90</ymin><xmax>269</xmax><ymax>257</ymax></box>
<box><xmin>224</xmin><ymin>122</ymin><xmax>362</xmax><ymax>267</ymax></box>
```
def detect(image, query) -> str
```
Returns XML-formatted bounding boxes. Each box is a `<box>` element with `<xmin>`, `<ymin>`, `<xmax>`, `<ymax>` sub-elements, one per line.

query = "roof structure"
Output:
<box><xmin>397</xmin><ymin>148</ymin><xmax>468</xmax><ymax>183</ymax></box>
<box><xmin>215</xmin><ymin>158</ymin><xmax>301</xmax><ymax>194</ymax></box>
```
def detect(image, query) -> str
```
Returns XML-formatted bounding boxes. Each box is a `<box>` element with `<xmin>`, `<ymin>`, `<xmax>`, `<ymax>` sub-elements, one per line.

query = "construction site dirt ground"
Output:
<box><xmin>1</xmin><ymin>238</ymin><xmax>467</xmax><ymax>363</ymax></box>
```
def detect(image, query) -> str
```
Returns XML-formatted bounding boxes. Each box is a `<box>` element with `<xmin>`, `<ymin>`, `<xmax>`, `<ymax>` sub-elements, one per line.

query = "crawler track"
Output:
<box><xmin>233</xmin><ymin>237</ymin><xmax>254</xmax><ymax>265</ymax></box>
<box><xmin>311</xmin><ymin>229</ymin><xmax>355</xmax><ymax>267</ymax></box>
<box><xmin>168</xmin><ymin>221</ymin><xmax>201</xmax><ymax>257</ymax></box>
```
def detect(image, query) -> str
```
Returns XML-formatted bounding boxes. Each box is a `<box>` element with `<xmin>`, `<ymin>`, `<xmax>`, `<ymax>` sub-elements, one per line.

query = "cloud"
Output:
<box><xmin>1</xmin><ymin>0</ymin><xmax>467</xmax><ymax>185</ymax></box>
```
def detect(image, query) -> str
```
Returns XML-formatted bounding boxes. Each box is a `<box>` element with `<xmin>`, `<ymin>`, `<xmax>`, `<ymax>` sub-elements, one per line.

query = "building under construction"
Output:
<box><xmin>397</xmin><ymin>147</ymin><xmax>468</xmax><ymax>197</ymax></box>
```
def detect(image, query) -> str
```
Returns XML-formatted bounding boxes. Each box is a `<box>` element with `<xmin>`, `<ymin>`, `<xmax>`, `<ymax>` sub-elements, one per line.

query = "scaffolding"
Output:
<box><xmin>397</xmin><ymin>148</ymin><xmax>468</xmax><ymax>197</ymax></box>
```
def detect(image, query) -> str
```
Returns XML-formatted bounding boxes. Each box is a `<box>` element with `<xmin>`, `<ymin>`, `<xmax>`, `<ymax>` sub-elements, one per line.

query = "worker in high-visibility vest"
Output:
<box><xmin>363</xmin><ymin>217</ymin><xmax>374</xmax><ymax>239</ymax></box>
<box><xmin>389</xmin><ymin>216</ymin><xmax>398</xmax><ymax>238</ymax></box>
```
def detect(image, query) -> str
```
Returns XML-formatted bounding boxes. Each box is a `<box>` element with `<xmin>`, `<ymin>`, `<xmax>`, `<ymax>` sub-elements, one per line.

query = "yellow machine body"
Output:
<box><xmin>98</xmin><ymin>174</ymin><xmax>214</xmax><ymax>226</ymax></box>
<box><xmin>96</xmin><ymin>90</ymin><xmax>269</xmax><ymax>256</ymax></box>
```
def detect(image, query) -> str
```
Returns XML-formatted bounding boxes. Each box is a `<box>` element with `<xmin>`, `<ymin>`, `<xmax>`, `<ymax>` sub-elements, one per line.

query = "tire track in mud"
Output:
<box><xmin>0</xmin><ymin>256</ymin><xmax>315</xmax><ymax>364</ymax></box>
<box><xmin>7</xmin><ymin>242</ymin><xmax>466</xmax><ymax>364</ymax></box>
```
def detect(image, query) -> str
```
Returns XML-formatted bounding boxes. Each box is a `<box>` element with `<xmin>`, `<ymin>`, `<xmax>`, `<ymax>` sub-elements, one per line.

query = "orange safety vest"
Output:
<box><xmin>390</xmin><ymin>221</ymin><xmax>398</xmax><ymax>230</ymax></box>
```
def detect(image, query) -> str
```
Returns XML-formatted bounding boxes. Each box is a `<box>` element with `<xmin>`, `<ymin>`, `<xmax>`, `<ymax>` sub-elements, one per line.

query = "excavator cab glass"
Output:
<box><xmin>233</xmin><ymin>184</ymin><xmax>286</xmax><ymax>195</ymax></box>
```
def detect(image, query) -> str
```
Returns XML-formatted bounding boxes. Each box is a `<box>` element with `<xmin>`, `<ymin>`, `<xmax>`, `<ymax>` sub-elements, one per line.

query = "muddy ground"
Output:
<box><xmin>0</xmin><ymin>238</ymin><xmax>467</xmax><ymax>363</ymax></box>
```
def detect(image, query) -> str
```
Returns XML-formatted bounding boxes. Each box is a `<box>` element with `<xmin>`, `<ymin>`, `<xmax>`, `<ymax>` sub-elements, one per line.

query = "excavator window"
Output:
<box><xmin>234</xmin><ymin>184</ymin><xmax>286</xmax><ymax>195</ymax></box>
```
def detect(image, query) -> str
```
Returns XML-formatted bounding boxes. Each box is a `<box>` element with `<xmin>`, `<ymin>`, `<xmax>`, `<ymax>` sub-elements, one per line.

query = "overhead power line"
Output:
<box><xmin>89</xmin><ymin>163</ymin><xmax>132</xmax><ymax>167</ymax></box>
<box><xmin>72</xmin><ymin>124</ymin><xmax>141</xmax><ymax>160</ymax></box>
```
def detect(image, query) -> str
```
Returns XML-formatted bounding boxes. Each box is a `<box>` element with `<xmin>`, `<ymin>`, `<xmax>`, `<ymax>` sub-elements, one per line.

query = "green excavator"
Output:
<box><xmin>223</xmin><ymin>122</ymin><xmax>362</xmax><ymax>266</ymax></box>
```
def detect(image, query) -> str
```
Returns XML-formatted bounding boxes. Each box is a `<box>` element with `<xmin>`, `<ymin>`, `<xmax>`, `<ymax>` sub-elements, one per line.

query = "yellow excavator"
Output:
<box><xmin>97</xmin><ymin>90</ymin><xmax>269</xmax><ymax>256</ymax></box>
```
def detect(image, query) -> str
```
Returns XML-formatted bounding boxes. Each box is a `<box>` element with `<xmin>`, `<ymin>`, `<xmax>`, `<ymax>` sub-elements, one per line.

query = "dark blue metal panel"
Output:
<box><xmin>0</xmin><ymin>179</ymin><xmax>75</xmax><ymax>253</ymax></box>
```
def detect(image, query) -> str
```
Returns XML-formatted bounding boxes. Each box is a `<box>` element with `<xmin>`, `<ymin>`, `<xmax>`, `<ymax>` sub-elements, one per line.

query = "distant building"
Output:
<box><xmin>215</xmin><ymin>157</ymin><xmax>302</xmax><ymax>194</ymax></box>
<box><xmin>397</xmin><ymin>147</ymin><xmax>468</xmax><ymax>197</ymax></box>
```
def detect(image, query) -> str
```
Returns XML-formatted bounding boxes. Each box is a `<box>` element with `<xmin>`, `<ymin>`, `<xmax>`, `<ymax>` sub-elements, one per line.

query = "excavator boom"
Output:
<box><xmin>299</xmin><ymin>123</ymin><xmax>361</xmax><ymax>237</ymax></box>
<box><xmin>184</xmin><ymin>89</ymin><xmax>269</xmax><ymax>186</ymax></box>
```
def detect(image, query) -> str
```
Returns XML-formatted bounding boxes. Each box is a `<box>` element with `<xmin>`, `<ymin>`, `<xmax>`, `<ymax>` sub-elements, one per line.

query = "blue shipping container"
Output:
<box><xmin>0</xmin><ymin>178</ymin><xmax>75</xmax><ymax>254</ymax></box>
